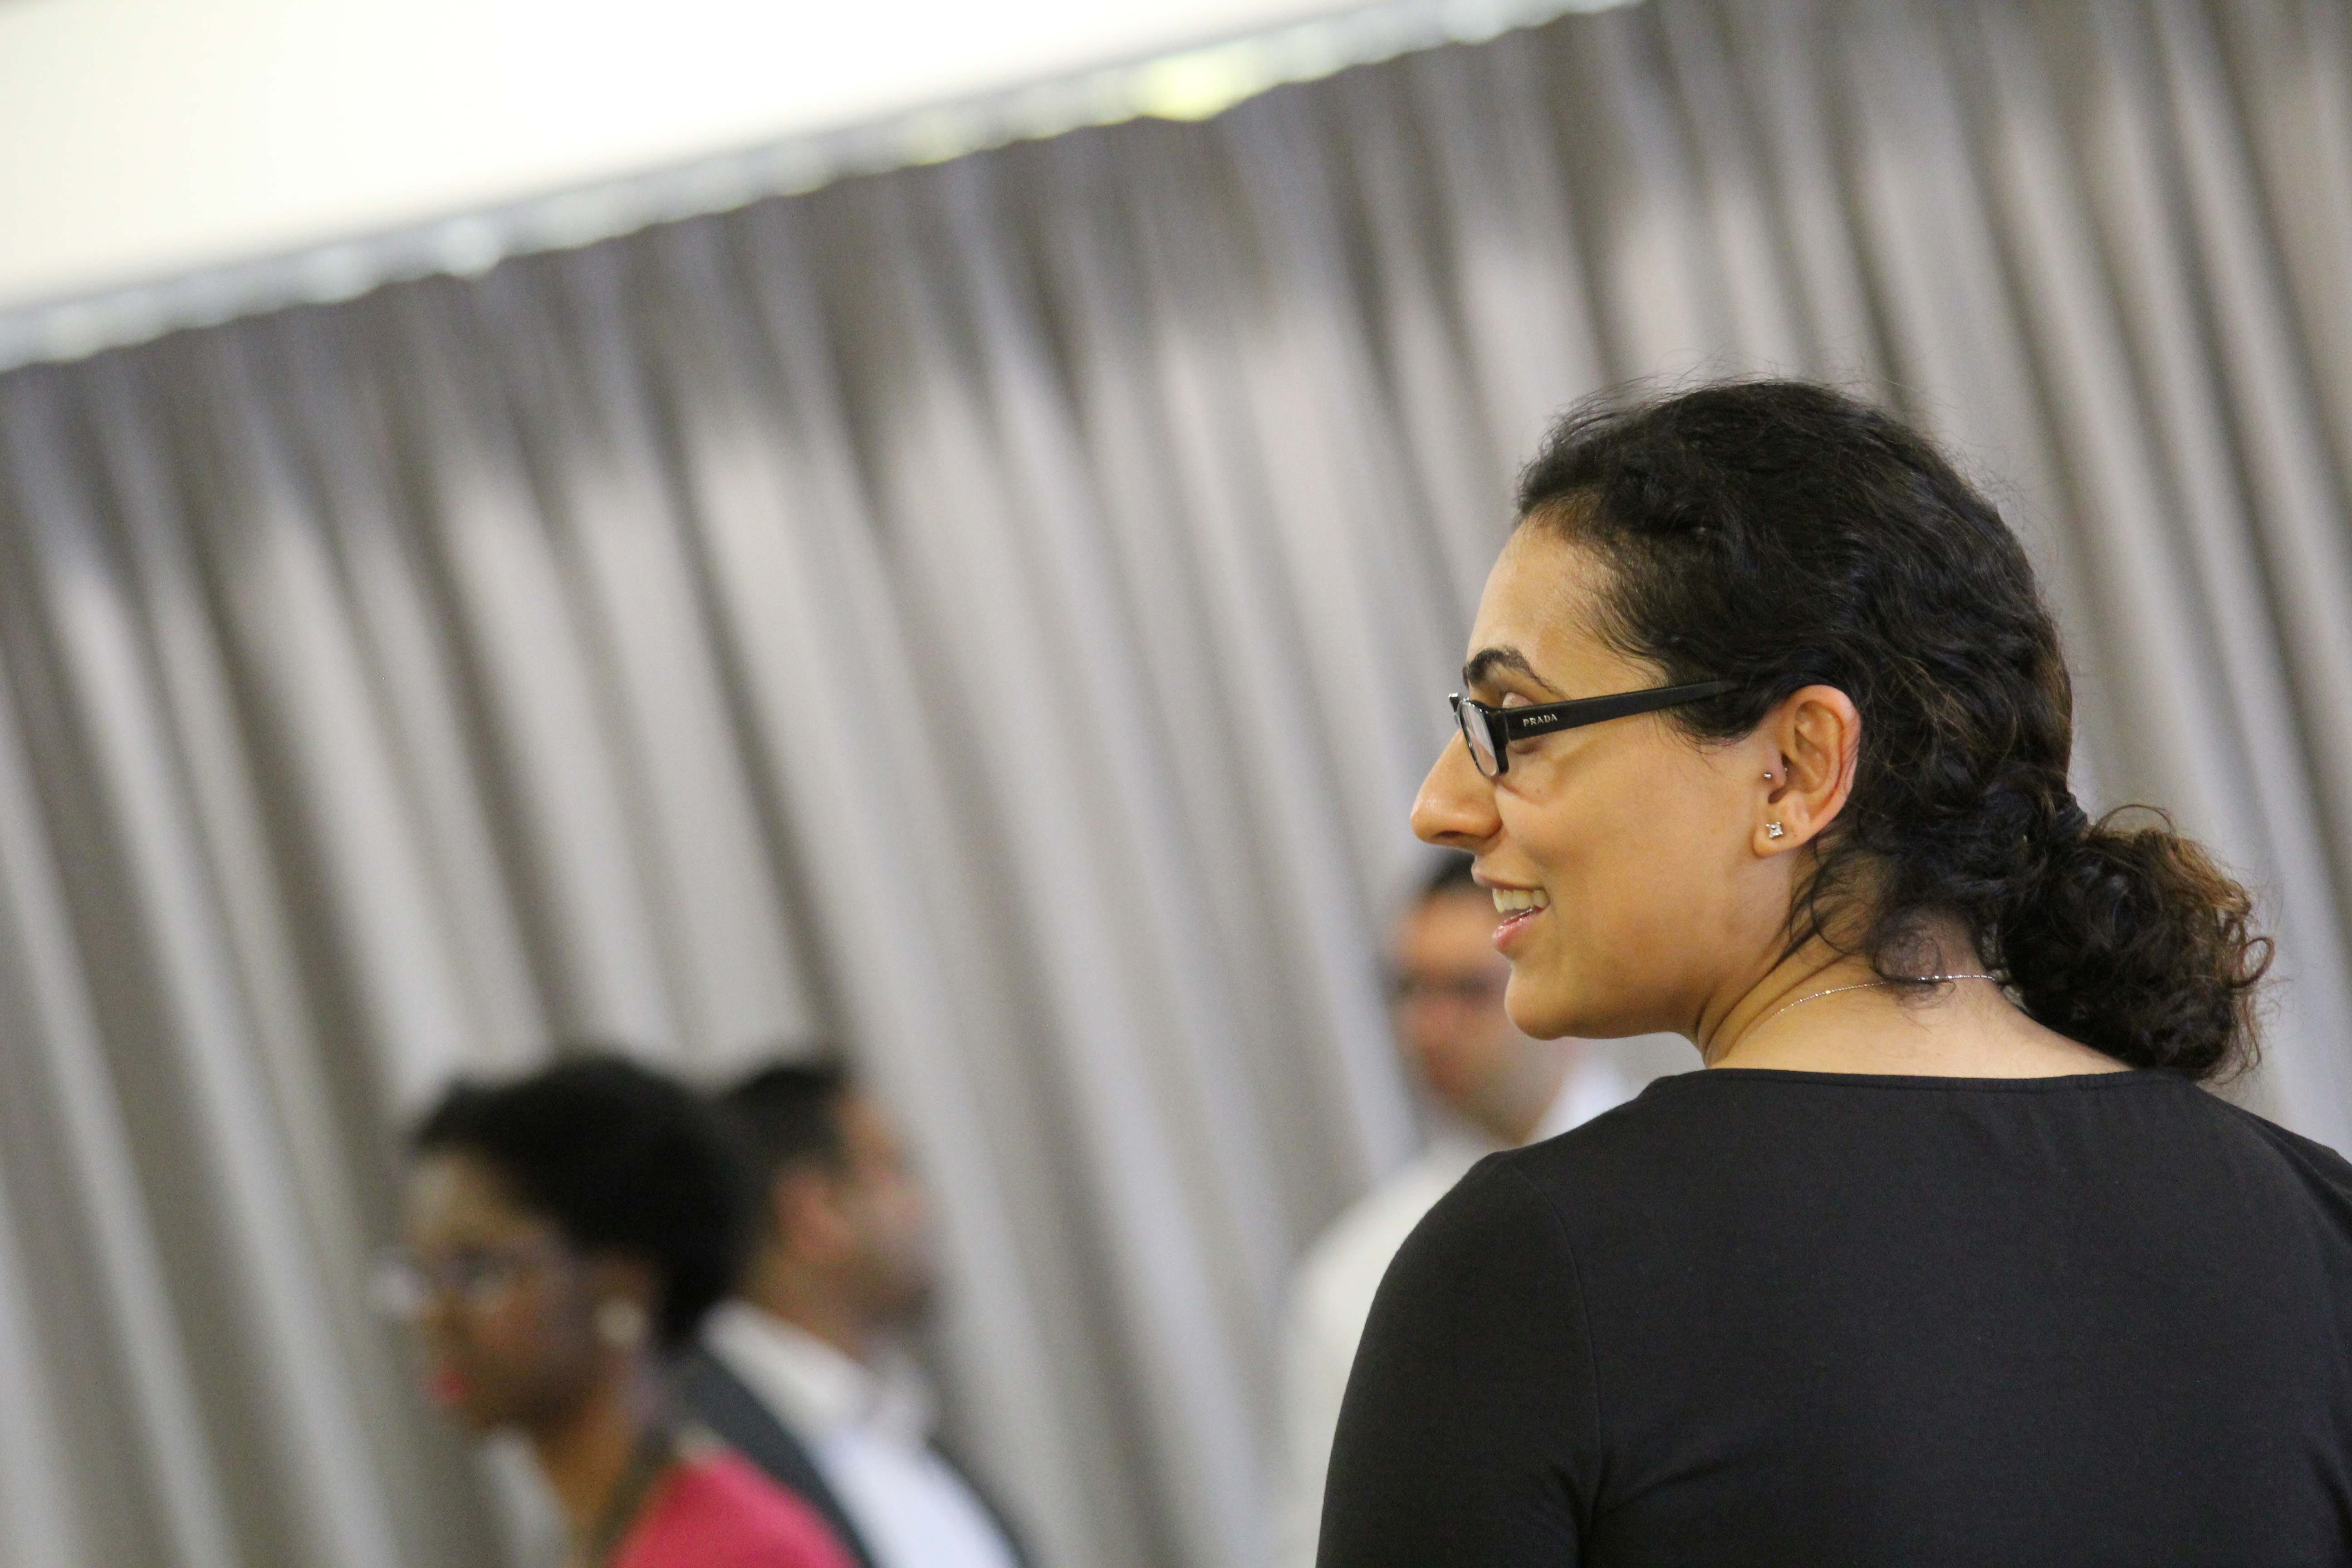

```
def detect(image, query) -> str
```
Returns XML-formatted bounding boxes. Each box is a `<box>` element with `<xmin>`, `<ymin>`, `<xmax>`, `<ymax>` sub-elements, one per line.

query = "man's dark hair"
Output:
<box><xmin>411</xmin><ymin>1052</ymin><xmax>750</xmax><ymax>1350</ymax></box>
<box><xmin>1419</xmin><ymin>852</ymin><xmax>1481</xmax><ymax>903</ymax></box>
<box><xmin>722</xmin><ymin>1058</ymin><xmax>856</xmax><ymax>1191</ymax></box>
<box><xmin>1514</xmin><ymin>378</ymin><xmax>2268</xmax><ymax>1078</ymax></box>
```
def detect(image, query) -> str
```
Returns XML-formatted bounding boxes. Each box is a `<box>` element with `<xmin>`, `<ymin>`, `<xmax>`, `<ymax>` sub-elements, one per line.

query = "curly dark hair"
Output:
<box><xmin>1514</xmin><ymin>379</ymin><xmax>2269</xmax><ymax>1079</ymax></box>
<box><xmin>411</xmin><ymin>1052</ymin><xmax>752</xmax><ymax>1350</ymax></box>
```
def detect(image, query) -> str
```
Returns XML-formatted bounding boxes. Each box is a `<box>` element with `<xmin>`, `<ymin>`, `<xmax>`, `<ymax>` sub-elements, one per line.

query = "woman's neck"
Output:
<box><xmin>529</xmin><ymin>1358</ymin><xmax>670</xmax><ymax>1550</ymax></box>
<box><xmin>1705</xmin><ymin>939</ymin><xmax>2127</xmax><ymax>1078</ymax></box>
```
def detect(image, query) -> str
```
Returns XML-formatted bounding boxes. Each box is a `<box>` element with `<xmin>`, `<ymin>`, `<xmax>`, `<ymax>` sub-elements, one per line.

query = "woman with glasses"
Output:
<box><xmin>1318</xmin><ymin>381</ymin><xmax>2352</xmax><ymax>1565</ymax></box>
<box><xmin>386</xmin><ymin>1054</ymin><xmax>855</xmax><ymax>1568</ymax></box>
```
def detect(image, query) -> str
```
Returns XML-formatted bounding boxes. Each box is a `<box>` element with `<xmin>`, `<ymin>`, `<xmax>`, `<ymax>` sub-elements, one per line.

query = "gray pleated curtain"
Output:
<box><xmin>1</xmin><ymin>2</ymin><xmax>2349</xmax><ymax>1566</ymax></box>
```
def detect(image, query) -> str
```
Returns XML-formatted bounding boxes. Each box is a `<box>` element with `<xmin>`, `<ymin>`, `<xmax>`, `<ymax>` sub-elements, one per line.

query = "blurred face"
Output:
<box><xmin>1411</xmin><ymin>527</ymin><xmax>1789</xmax><ymax>1041</ymax></box>
<box><xmin>782</xmin><ymin>1095</ymin><xmax>938</xmax><ymax>1330</ymax></box>
<box><xmin>1391</xmin><ymin>889</ymin><xmax>1519</xmax><ymax>1109</ymax></box>
<box><xmin>839</xmin><ymin>1095</ymin><xmax>937</xmax><ymax>1324</ymax></box>
<box><xmin>396</xmin><ymin>1152</ymin><xmax>605</xmax><ymax>1435</ymax></box>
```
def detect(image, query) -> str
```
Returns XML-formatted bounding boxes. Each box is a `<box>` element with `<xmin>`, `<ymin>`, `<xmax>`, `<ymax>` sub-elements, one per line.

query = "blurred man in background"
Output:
<box><xmin>679</xmin><ymin>1061</ymin><xmax>1027</xmax><ymax>1568</ymax></box>
<box><xmin>1273</xmin><ymin>854</ymin><xmax>1633</xmax><ymax>1568</ymax></box>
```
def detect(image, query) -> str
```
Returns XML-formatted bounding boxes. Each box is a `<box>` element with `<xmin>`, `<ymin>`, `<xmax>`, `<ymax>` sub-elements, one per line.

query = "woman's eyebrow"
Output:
<box><xmin>1461</xmin><ymin>646</ymin><xmax>1561</xmax><ymax>695</ymax></box>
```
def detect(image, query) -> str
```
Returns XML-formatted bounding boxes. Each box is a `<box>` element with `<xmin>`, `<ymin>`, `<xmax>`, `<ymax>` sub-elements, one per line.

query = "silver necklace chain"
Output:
<box><xmin>1751</xmin><ymin>973</ymin><xmax>1998</xmax><ymax>1040</ymax></box>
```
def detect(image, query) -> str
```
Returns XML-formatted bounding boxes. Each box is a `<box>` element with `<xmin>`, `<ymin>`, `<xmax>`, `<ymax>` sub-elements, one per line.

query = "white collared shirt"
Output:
<box><xmin>1272</xmin><ymin>1054</ymin><xmax>1639</xmax><ymax>1568</ymax></box>
<box><xmin>705</xmin><ymin>1303</ymin><xmax>1019</xmax><ymax>1568</ymax></box>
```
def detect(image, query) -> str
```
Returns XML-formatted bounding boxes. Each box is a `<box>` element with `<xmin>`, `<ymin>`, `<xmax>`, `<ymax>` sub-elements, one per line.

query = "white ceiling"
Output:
<box><xmin>0</xmin><ymin>0</ymin><xmax>1383</xmax><ymax>315</ymax></box>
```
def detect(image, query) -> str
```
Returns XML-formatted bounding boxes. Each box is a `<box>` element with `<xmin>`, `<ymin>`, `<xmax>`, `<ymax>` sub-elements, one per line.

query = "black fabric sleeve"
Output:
<box><xmin>1316</xmin><ymin>1157</ymin><xmax>1600</xmax><ymax>1568</ymax></box>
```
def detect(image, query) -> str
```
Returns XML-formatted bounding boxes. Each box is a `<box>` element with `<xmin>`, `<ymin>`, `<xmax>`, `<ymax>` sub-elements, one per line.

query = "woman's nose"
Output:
<box><xmin>1411</xmin><ymin>735</ymin><xmax>1499</xmax><ymax>849</ymax></box>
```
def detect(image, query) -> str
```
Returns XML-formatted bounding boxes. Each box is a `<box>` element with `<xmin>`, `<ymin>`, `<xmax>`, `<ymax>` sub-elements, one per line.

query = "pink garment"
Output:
<box><xmin>613</xmin><ymin>1451</ymin><xmax>856</xmax><ymax>1568</ymax></box>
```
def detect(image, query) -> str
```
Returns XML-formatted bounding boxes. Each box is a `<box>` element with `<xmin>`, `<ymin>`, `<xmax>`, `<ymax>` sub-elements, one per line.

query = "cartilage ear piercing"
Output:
<box><xmin>1766</xmin><ymin>821</ymin><xmax>1786</xmax><ymax>839</ymax></box>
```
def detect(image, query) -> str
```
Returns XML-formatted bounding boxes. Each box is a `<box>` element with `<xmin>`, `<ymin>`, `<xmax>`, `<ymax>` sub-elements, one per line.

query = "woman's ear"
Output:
<box><xmin>1754</xmin><ymin>684</ymin><xmax>1861</xmax><ymax>858</ymax></box>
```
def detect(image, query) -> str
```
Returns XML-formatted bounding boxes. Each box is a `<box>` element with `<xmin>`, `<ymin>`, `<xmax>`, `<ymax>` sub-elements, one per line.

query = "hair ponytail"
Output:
<box><xmin>1996</xmin><ymin>808</ymin><xmax>2270</xmax><ymax>1078</ymax></box>
<box><xmin>1516</xmin><ymin>380</ymin><xmax>2272</xmax><ymax>1080</ymax></box>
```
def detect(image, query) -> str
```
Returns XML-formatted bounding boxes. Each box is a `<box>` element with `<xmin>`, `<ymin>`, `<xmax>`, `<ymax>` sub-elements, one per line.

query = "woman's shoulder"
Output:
<box><xmin>1499</xmin><ymin>1065</ymin><xmax>2352</xmax><ymax>1232</ymax></box>
<box><xmin>618</xmin><ymin>1449</ymin><xmax>856</xmax><ymax>1568</ymax></box>
<box><xmin>1500</xmin><ymin>1068</ymin><xmax>1728</xmax><ymax>1183</ymax></box>
<box><xmin>2201</xmin><ymin>1093</ymin><xmax>2352</xmax><ymax>1203</ymax></box>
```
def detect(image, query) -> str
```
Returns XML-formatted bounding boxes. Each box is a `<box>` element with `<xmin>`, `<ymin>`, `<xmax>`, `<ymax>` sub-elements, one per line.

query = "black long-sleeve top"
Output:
<box><xmin>1320</xmin><ymin>1068</ymin><xmax>2352</xmax><ymax>1567</ymax></box>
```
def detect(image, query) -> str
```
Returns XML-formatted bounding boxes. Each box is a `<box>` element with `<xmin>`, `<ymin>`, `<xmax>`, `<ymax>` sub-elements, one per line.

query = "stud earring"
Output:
<box><xmin>1766</xmin><ymin>821</ymin><xmax>1786</xmax><ymax>839</ymax></box>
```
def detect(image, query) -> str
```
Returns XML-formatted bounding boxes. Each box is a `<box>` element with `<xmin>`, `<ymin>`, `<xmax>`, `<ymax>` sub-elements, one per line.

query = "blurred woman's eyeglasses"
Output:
<box><xmin>370</xmin><ymin>1242</ymin><xmax>558</xmax><ymax>1320</ymax></box>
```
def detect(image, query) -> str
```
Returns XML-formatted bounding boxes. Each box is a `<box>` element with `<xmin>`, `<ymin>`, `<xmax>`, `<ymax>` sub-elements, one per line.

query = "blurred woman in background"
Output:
<box><xmin>385</xmin><ymin>1055</ymin><xmax>855</xmax><ymax>1568</ymax></box>
<box><xmin>1321</xmin><ymin>381</ymin><xmax>2352</xmax><ymax>1565</ymax></box>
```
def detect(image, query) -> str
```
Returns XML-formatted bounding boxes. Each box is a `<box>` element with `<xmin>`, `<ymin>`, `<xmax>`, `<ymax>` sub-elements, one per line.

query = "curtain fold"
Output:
<box><xmin>0</xmin><ymin>3</ymin><xmax>2347</xmax><ymax>1566</ymax></box>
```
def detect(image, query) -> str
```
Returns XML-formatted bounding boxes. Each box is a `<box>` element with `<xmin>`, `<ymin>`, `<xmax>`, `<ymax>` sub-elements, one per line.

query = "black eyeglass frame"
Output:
<box><xmin>1449</xmin><ymin>679</ymin><xmax>1739</xmax><ymax>777</ymax></box>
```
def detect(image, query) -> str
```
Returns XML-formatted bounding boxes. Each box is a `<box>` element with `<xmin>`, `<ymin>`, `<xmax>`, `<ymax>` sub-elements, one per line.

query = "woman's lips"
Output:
<box><xmin>426</xmin><ymin>1367</ymin><xmax>471</xmax><ymax>1408</ymax></box>
<box><xmin>1485</xmin><ymin>884</ymin><xmax>1549</xmax><ymax>955</ymax></box>
<box><xmin>1493</xmin><ymin>903</ymin><xmax>1545</xmax><ymax>954</ymax></box>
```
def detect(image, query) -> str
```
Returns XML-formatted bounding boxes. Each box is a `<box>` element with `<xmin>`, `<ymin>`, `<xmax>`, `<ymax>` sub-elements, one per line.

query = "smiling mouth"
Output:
<box><xmin>1490</xmin><ymin>886</ymin><xmax>1550</xmax><ymax>941</ymax></box>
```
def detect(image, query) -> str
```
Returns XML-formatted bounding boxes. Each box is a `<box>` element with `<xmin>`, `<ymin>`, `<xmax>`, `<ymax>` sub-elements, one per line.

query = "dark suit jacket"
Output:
<box><xmin>676</xmin><ymin>1345</ymin><xmax>1031</xmax><ymax>1568</ymax></box>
